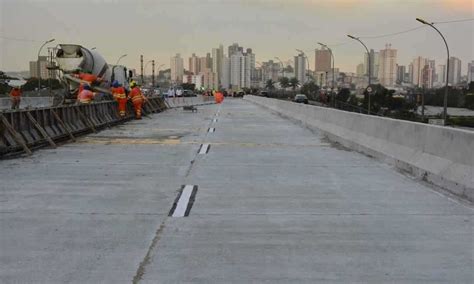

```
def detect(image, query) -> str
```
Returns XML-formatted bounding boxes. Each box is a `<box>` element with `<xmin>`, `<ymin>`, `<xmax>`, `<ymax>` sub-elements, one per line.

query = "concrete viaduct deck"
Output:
<box><xmin>1</xmin><ymin>98</ymin><xmax>472</xmax><ymax>283</ymax></box>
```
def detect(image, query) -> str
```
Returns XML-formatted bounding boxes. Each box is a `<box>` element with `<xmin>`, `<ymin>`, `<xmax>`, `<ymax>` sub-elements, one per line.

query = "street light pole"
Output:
<box><xmin>37</xmin><ymin>38</ymin><xmax>55</xmax><ymax>94</ymax></box>
<box><xmin>416</xmin><ymin>17</ymin><xmax>450</xmax><ymax>125</ymax></box>
<box><xmin>144</xmin><ymin>60</ymin><xmax>153</xmax><ymax>86</ymax></box>
<box><xmin>318</xmin><ymin>42</ymin><xmax>335</xmax><ymax>107</ymax></box>
<box><xmin>152</xmin><ymin>60</ymin><xmax>155</xmax><ymax>87</ymax></box>
<box><xmin>116</xmin><ymin>54</ymin><xmax>127</xmax><ymax>65</ymax></box>
<box><xmin>348</xmin><ymin>35</ymin><xmax>371</xmax><ymax>114</ymax></box>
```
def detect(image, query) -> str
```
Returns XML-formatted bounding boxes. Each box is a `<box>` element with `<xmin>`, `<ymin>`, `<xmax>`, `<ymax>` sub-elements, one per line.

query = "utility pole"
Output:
<box><xmin>140</xmin><ymin>55</ymin><xmax>144</xmax><ymax>85</ymax></box>
<box><xmin>152</xmin><ymin>60</ymin><xmax>155</xmax><ymax>87</ymax></box>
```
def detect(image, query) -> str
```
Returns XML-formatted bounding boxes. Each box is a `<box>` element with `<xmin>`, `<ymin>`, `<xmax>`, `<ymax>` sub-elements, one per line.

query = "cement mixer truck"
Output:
<box><xmin>54</xmin><ymin>44</ymin><xmax>131</xmax><ymax>105</ymax></box>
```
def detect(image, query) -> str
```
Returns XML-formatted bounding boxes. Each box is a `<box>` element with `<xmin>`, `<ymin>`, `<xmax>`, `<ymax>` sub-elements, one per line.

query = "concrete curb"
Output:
<box><xmin>245</xmin><ymin>95</ymin><xmax>474</xmax><ymax>203</ymax></box>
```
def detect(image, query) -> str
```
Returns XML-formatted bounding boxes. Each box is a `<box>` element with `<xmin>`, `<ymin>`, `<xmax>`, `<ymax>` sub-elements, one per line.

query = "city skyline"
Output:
<box><xmin>1</xmin><ymin>0</ymin><xmax>472</xmax><ymax>75</ymax></box>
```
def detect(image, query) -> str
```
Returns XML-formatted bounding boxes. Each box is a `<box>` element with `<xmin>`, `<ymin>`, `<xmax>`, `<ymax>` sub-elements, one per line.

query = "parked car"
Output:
<box><xmin>293</xmin><ymin>94</ymin><xmax>308</xmax><ymax>104</ymax></box>
<box><xmin>234</xmin><ymin>91</ymin><xmax>245</xmax><ymax>97</ymax></box>
<box><xmin>183</xmin><ymin>90</ymin><xmax>197</xmax><ymax>97</ymax></box>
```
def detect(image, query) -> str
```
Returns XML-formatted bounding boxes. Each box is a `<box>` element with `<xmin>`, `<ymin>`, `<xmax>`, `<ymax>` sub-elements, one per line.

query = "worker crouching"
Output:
<box><xmin>128</xmin><ymin>81</ymin><xmax>146</xmax><ymax>119</ymax></box>
<box><xmin>111</xmin><ymin>80</ymin><xmax>127</xmax><ymax>118</ymax></box>
<box><xmin>77</xmin><ymin>84</ymin><xmax>96</xmax><ymax>104</ymax></box>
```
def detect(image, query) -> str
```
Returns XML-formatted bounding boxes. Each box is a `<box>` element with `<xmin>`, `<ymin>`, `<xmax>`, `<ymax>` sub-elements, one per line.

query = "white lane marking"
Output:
<box><xmin>172</xmin><ymin>185</ymin><xmax>194</xmax><ymax>217</ymax></box>
<box><xmin>198</xmin><ymin>143</ymin><xmax>210</xmax><ymax>154</ymax></box>
<box><xmin>208</xmin><ymin>128</ymin><xmax>215</xmax><ymax>133</ymax></box>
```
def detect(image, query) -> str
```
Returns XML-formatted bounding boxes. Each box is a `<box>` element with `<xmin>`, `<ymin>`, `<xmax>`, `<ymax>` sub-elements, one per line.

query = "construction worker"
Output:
<box><xmin>214</xmin><ymin>90</ymin><xmax>224</xmax><ymax>104</ymax></box>
<box><xmin>77</xmin><ymin>84</ymin><xmax>96</xmax><ymax>104</ymax></box>
<box><xmin>110</xmin><ymin>80</ymin><xmax>127</xmax><ymax>117</ymax></box>
<box><xmin>73</xmin><ymin>70</ymin><xmax>103</xmax><ymax>95</ymax></box>
<box><xmin>128</xmin><ymin>81</ymin><xmax>146</xmax><ymax>119</ymax></box>
<box><xmin>9</xmin><ymin>86</ymin><xmax>22</xmax><ymax>110</ymax></box>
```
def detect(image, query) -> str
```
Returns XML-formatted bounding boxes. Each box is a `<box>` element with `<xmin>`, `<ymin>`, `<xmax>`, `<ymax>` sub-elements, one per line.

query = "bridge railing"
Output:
<box><xmin>0</xmin><ymin>97</ymin><xmax>167</xmax><ymax>157</ymax></box>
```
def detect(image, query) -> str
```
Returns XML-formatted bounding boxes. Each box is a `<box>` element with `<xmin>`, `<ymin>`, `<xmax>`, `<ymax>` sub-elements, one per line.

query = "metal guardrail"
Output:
<box><xmin>0</xmin><ymin>97</ymin><xmax>167</xmax><ymax>158</ymax></box>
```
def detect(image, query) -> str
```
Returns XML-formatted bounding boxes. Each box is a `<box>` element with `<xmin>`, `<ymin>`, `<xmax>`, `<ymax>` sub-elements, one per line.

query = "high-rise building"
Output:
<box><xmin>294</xmin><ymin>52</ymin><xmax>306</xmax><ymax>85</ymax></box>
<box><xmin>411</xmin><ymin>56</ymin><xmax>427</xmax><ymax>87</ymax></box>
<box><xmin>436</xmin><ymin>64</ymin><xmax>446</xmax><ymax>85</ymax></box>
<box><xmin>396</xmin><ymin>65</ymin><xmax>406</xmax><ymax>83</ymax></box>
<box><xmin>198</xmin><ymin>57</ymin><xmax>208</xmax><ymax>73</ymax></box>
<box><xmin>198</xmin><ymin>53</ymin><xmax>212</xmax><ymax>73</ymax></box>
<box><xmin>468</xmin><ymin>61</ymin><xmax>474</xmax><ymax>83</ymax></box>
<box><xmin>364</xmin><ymin>49</ymin><xmax>379</xmax><ymax>79</ymax></box>
<box><xmin>356</xmin><ymin>63</ymin><xmax>365</xmax><ymax>78</ymax></box>
<box><xmin>228</xmin><ymin>43</ymin><xmax>244</xmax><ymax>57</ymax></box>
<box><xmin>315</xmin><ymin>47</ymin><xmax>331</xmax><ymax>72</ymax></box>
<box><xmin>221</xmin><ymin>56</ymin><xmax>230</xmax><ymax>89</ymax></box>
<box><xmin>377</xmin><ymin>44</ymin><xmax>397</xmax><ymax>87</ymax></box>
<box><xmin>170</xmin><ymin>53</ymin><xmax>184</xmax><ymax>84</ymax></box>
<box><xmin>408</xmin><ymin>63</ymin><xmax>414</xmax><ymax>84</ymax></box>
<box><xmin>212</xmin><ymin>44</ymin><xmax>224</xmax><ymax>86</ymax></box>
<box><xmin>206</xmin><ymin>53</ymin><xmax>212</xmax><ymax>70</ymax></box>
<box><xmin>422</xmin><ymin>64</ymin><xmax>435</xmax><ymax>88</ymax></box>
<box><xmin>199</xmin><ymin>68</ymin><xmax>218</xmax><ymax>90</ymax></box>
<box><xmin>261</xmin><ymin>60</ymin><xmax>281</xmax><ymax>82</ymax></box>
<box><xmin>228</xmin><ymin>45</ymin><xmax>254</xmax><ymax>90</ymax></box>
<box><xmin>448</xmin><ymin>57</ymin><xmax>462</xmax><ymax>85</ymax></box>
<box><xmin>29</xmin><ymin>56</ymin><xmax>52</xmax><ymax>79</ymax></box>
<box><xmin>244</xmin><ymin>48</ymin><xmax>255</xmax><ymax>88</ymax></box>
<box><xmin>188</xmin><ymin>53</ymin><xmax>200</xmax><ymax>75</ymax></box>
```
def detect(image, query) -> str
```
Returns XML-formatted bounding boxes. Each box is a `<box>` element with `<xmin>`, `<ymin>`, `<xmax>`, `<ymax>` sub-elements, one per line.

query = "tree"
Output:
<box><xmin>289</xmin><ymin>77</ymin><xmax>300</xmax><ymax>91</ymax></box>
<box><xmin>279</xmin><ymin>77</ymin><xmax>290</xmax><ymax>90</ymax></box>
<box><xmin>265</xmin><ymin>79</ymin><xmax>275</xmax><ymax>90</ymax></box>
<box><xmin>300</xmin><ymin>81</ymin><xmax>319</xmax><ymax>100</ymax></box>
<box><xmin>337</xmin><ymin>88</ymin><xmax>351</xmax><ymax>103</ymax></box>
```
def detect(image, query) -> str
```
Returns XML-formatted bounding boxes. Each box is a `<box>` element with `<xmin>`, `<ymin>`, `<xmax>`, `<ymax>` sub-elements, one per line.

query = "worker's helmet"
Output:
<box><xmin>83</xmin><ymin>84</ymin><xmax>91</xmax><ymax>90</ymax></box>
<box><xmin>112</xmin><ymin>80</ymin><xmax>120</xmax><ymax>88</ymax></box>
<box><xmin>130</xmin><ymin>81</ymin><xmax>137</xmax><ymax>88</ymax></box>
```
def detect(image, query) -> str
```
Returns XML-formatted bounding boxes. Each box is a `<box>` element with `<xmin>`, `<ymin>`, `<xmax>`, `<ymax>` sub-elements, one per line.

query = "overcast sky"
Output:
<box><xmin>1</xmin><ymin>0</ymin><xmax>473</xmax><ymax>74</ymax></box>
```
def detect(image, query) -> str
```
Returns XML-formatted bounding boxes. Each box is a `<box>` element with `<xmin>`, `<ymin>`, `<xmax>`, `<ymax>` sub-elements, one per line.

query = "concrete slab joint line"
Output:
<box><xmin>132</xmin><ymin>222</ymin><xmax>166</xmax><ymax>284</ymax></box>
<box><xmin>168</xmin><ymin>185</ymin><xmax>199</xmax><ymax>217</ymax></box>
<box><xmin>198</xmin><ymin>143</ymin><xmax>210</xmax><ymax>154</ymax></box>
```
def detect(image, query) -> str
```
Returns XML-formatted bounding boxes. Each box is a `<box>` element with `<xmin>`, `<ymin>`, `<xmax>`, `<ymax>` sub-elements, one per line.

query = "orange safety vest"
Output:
<box><xmin>77</xmin><ymin>90</ymin><xmax>94</xmax><ymax>104</ymax></box>
<box><xmin>111</xmin><ymin>86</ymin><xmax>126</xmax><ymax>100</ymax></box>
<box><xmin>10</xmin><ymin>88</ymin><xmax>21</xmax><ymax>100</ymax></box>
<box><xmin>78</xmin><ymin>73</ymin><xmax>98</xmax><ymax>83</ymax></box>
<box><xmin>129</xmin><ymin>87</ymin><xmax>144</xmax><ymax>103</ymax></box>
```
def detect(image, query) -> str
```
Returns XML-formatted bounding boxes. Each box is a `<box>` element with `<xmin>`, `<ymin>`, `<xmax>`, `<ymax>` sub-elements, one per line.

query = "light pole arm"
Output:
<box><xmin>425</xmin><ymin>23</ymin><xmax>450</xmax><ymax>79</ymax></box>
<box><xmin>37</xmin><ymin>42</ymin><xmax>48</xmax><ymax>59</ymax></box>
<box><xmin>116</xmin><ymin>54</ymin><xmax>127</xmax><ymax>65</ymax></box>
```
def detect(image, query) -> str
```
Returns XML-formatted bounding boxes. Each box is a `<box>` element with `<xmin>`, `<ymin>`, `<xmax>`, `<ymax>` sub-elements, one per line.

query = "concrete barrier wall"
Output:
<box><xmin>245</xmin><ymin>95</ymin><xmax>474</xmax><ymax>202</ymax></box>
<box><xmin>163</xmin><ymin>95</ymin><xmax>214</xmax><ymax>108</ymax></box>
<box><xmin>0</xmin><ymin>97</ymin><xmax>52</xmax><ymax>110</ymax></box>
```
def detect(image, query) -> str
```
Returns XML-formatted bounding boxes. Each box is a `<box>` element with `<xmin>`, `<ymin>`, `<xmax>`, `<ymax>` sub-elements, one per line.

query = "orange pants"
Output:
<box><xmin>117</xmin><ymin>98</ymin><xmax>127</xmax><ymax>117</ymax></box>
<box><xmin>133</xmin><ymin>100</ymin><xmax>143</xmax><ymax>119</ymax></box>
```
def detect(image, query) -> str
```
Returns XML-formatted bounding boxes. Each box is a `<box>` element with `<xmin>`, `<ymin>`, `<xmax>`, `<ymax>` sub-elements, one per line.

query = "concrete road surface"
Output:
<box><xmin>1</xmin><ymin>99</ymin><xmax>472</xmax><ymax>283</ymax></box>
